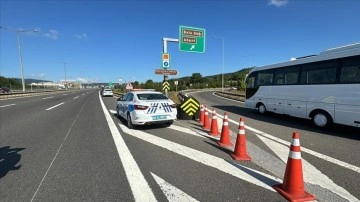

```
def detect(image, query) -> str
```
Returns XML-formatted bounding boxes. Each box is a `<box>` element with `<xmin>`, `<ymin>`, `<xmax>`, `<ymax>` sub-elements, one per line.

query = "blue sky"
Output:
<box><xmin>1</xmin><ymin>0</ymin><xmax>359</xmax><ymax>84</ymax></box>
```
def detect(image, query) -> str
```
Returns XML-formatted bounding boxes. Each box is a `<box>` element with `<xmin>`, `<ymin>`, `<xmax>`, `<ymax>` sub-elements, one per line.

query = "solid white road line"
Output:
<box><xmin>208</xmin><ymin>109</ymin><xmax>360</xmax><ymax>174</ymax></box>
<box><xmin>257</xmin><ymin>135</ymin><xmax>359</xmax><ymax>202</ymax></box>
<box><xmin>42</xmin><ymin>96</ymin><xmax>54</xmax><ymax>100</ymax></box>
<box><xmin>118</xmin><ymin>123</ymin><xmax>281</xmax><ymax>191</ymax></box>
<box><xmin>151</xmin><ymin>172</ymin><xmax>199</xmax><ymax>202</ymax></box>
<box><xmin>46</xmin><ymin>102</ymin><xmax>65</xmax><ymax>111</ymax></box>
<box><xmin>99</xmin><ymin>94</ymin><xmax>156</xmax><ymax>201</ymax></box>
<box><xmin>0</xmin><ymin>103</ymin><xmax>16</xmax><ymax>108</ymax></box>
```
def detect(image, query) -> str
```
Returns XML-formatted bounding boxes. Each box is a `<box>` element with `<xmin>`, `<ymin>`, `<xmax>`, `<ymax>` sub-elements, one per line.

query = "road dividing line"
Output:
<box><xmin>99</xmin><ymin>94</ymin><xmax>156</xmax><ymax>202</ymax></box>
<box><xmin>206</xmin><ymin>108</ymin><xmax>360</xmax><ymax>174</ymax></box>
<box><xmin>42</xmin><ymin>96</ymin><xmax>54</xmax><ymax>100</ymax></box>
<box><xmin>257</xmin><ymin>135</ymin><xmax>359</xmax><ymax>202</ymax></box>
<box><xmin>0</xmin><ymin>104</ymin><xmax>16</xmax><ymax>108</ymax></box>
<box><xmin>151</xmin><ymin>172</ymin><xmax>199</xmax><ymax>202</ymax></box>
<box><xmin>118</xmin><ymin>123</ymin><xmax>281</xmax><ymax>191</ymax></box>
<box><xmin>31</xmin><ymin>97</ymin><xmax>89</xmax><ymax>202</ymax></box>
<box><xmin>46</xmin><ymin>102</ymin><xmax>65</xmax><ymax>111</ymax></box>
<box><xmin>73</xmin><ymin>96</ymin><xmax>79</xmax><ymax>99</ymax></box>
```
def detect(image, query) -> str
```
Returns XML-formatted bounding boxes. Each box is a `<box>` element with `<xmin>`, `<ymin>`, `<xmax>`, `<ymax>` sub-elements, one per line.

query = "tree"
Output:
<box><xmin>190</xmin><ymin>73</ymin><xmax>203</xmax><ymax>84</ymax></box>
<box><xmin>144</xmin><ymin>79</ymin><xmax>154</xmax><ymax>89</ymax></box>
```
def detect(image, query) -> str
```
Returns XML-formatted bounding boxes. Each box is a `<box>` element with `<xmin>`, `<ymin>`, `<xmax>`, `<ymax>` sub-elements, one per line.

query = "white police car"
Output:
<box><xmin>116</xmin><ymin>90</ymin><xmax>177</xmax><ymax>128</ymax></box>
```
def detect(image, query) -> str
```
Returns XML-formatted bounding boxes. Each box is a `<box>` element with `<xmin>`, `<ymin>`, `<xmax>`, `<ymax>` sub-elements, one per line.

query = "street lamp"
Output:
<box><xmin>57</xmin><ymin>62</ymin><xmax>69</xmax><ymax>90</ymax></box>
<box><xmin>211</xmin><ymin>35</ymin><xmax>225</xmax><ymax>91</ymax></box>
<box><xmin>0</xmin><ymin>26</ymin><xmax>38</xmax><ymax>92</ymax></box>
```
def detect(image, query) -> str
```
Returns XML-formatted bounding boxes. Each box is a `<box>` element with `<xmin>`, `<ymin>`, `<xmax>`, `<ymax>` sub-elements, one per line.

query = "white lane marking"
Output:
<box><xmin>206</xmin><ymin>109</ymin><xmax>360</xmax><ymax>174</ymax></box>
<box><xmin>42</xmin><ymin>96</ymin><xmax>54</xmax><ymax>100</ymax></box>
<box><xmin>46</xmin><ymin>102</ymin><xmax>65</xmax><ymax>111</ymax></box>
<box><xmin>63</xmin><ymin>94</ymin><xmax>68</xmax><ymax>95</ymax></box>
<box><xmin>118</xmin><ymin>123</ymin><xmax>281</xmax><ymax>191</ymax></box>
<box><xmin>168</xmin><ymin>125</ymin><xmax>205</xmax><ymax>138</ymax></box>
<box><xmin>31</xmin><ymin>97</ymin><xmax>89</xmax><ymax>201</ymax></box>
<box><xmin>100</xmin><ymin>94</ymin><xmax>156</xmax><ymax>201</ymax></box>
<box><xmin>0</xmin><ymin>104</ymin><xmax>16</xmax><ymax>108</ymax></box>
<box><xmin>82</xmin><ymin>94</ymin><xmax>85</xmax><ymax>95</ymax></box>
<box><xmin>73</xmin><ymin>96</ymin><xmax>79</xmax><ymax>99</ymax></box>
<box><xmin>257</xmin><ymin>135</ymin><xmax>359</xmax><ymax>202</ymax></box>
<box><xmin>212</xmin><ymin>92</ymin><xmax>244</xmax><ymax>103</ymax></box>
<box><xmin>151</xmin><ymin>172</ymin><xmax>199</xmax><ymax>202</ymax></box>
<box><xmin>109</xmin><ymin>109</ymin><xmax>116</xmax><ymax>114</ymax></box>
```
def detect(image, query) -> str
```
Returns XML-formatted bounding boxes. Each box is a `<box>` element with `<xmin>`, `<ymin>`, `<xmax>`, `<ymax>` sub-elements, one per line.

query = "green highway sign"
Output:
<box><xmin>179</xmin><ymin>26</ymin><xmax>205</xmax><ymax>53</ymax></box>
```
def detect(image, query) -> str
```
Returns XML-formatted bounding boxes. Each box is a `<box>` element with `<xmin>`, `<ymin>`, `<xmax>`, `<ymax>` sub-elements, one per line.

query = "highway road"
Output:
<box><xmin>0</xmin><ymin>89</ymin><xmax>359</xmax><ymax>201</ymax></box>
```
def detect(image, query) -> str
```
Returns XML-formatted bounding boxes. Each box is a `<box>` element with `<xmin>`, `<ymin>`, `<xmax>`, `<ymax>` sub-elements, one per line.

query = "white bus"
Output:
<box><xmin>245</xmin><ymin>43</ymin><xmax>360</xmax><ymax>128</ymax></box>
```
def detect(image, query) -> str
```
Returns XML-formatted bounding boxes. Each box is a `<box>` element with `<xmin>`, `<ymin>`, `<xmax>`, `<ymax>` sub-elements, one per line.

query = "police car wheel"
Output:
<box><xmin>127</xmin><ymin>114</ymin><xmax>134</xmax><ymax>129</ymax></box>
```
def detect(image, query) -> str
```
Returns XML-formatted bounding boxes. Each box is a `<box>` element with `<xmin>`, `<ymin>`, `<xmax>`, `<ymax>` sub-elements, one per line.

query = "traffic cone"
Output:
<box><xmin>217</xmin><ymin>112</ymin><xmax>233</xmax><ymax>147</ymax></box>
<box><xmin>209</xmin><ymin>108</ymin><xmax>220</xmax><ymax>136</ymax></box>
<box><xmin>273</xmin><ymin>132</ymin><xmax>316</xmax><ymax>202</ymax></box>
<box><xmin>202</xmin><ymin>107</ymin><xmax>211</xmax><ymax>130</ymax></box>
<box><xmin>198</xmin><ymin>104</ymin><xmax>204</xmax><ymax>124</ymax></box>
<box><xmin>230</xmin><ymin>117</ymin><xmax>251</xmax><ymax>161</ymax></box>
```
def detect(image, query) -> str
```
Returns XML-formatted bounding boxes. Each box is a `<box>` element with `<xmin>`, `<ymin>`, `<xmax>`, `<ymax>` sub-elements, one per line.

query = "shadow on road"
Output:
<box><xmin>212</xmin><ymin>105</ymin><xmax>360</xmax><ymax>141</ymax></box>
<box><xmin>0</xmin><ymin>146</ymin><xmax>25</xmax><ymax>178</ymax></box>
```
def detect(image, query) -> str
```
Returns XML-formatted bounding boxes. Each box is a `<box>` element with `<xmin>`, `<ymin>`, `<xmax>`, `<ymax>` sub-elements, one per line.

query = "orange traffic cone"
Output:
<box><xmin>217</xmin><ymin>112</ymin><xmax>233</xmax><ymax>147</ymax></box>
<box><xmin>209</xmin><ymin>108</ymin><xmax>220</xmax><ymax>136</ymax></box>
<box><xmin>273</xmin><ymin>132</ymin><xmax>316</xmax><ymax>202</ymax></box>
<box><xmin>202</xmin><ymin>107</ymin><xmax>211</xmax><ymax>130</ymax></box>
<box><xmin>198</xmin><ymin>104</ymin><xmax>204</xmax><ymax>124</ymax></box>
<box><xmin>230</xmin><ymin>117</ymin><xmax>251</xmax><ymax>161</ymax></box>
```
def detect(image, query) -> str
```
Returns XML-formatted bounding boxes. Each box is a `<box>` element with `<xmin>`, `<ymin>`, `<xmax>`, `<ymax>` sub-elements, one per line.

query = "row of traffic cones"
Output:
<box><xmin>199</xmin><ymin>105</ymin><xmax>251</xmax><ymax>161</ymax></box>
<box><xmin>198</xmin><ymin>104</ymin><xmax>316</xmax><ymax>202</ymax></box>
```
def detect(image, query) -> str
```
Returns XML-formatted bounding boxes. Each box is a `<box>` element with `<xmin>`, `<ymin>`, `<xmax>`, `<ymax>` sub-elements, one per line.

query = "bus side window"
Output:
<box><xmin>340</xmin><ymin>56</ymin><xmax>360</xmax><ymax>83</ymax></box>
<box><xmin>257</xmin><ymin>70</ymin><xmax>274</xmax><ymax>86</ymax></box>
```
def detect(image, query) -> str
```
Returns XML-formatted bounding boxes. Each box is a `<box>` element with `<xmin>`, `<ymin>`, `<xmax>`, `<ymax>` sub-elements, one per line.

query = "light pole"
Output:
<box><xmin>57</xmin><ymin>62</ymin><xmax>69</xmax><ymax>90</ymax></box>
<box><xmin>212</xmin><ymin>35</ymin><xmax>225</xmax><ymax>91</ymax></box>
<box><xmin>0</xmin><ymin>26</ymin><xmax>38</xmax><ymax>92</ymax></box>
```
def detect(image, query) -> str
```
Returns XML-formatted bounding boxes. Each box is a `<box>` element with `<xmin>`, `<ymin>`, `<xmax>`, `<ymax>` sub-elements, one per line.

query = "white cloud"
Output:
<box><xmin>75</xmin><ymin>33</ymin><xmax>88</xmax><ymax>40</ymax></box>
<box><xmin>268</xmin><ymin>0</ymin><xmax>288</xmax><ymax>7</ymax></box>
<box><xmin>43</xmin><ymin>29</ymin><xmax>59</xmax><ymax>40</ymax></box>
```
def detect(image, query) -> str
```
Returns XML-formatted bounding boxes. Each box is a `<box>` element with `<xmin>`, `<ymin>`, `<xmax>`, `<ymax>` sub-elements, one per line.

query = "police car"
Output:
<box><xmin>116</xmin><ymin>90</ymin><xmax>177</xmax><ymax>128</ymax></box>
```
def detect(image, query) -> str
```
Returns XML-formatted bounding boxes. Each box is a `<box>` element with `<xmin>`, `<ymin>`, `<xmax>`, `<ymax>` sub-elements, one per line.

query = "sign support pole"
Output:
<box><xmin>162</xmin><ymin>38</ymin><xmax>179</xmax><ymax>96</ymax></box>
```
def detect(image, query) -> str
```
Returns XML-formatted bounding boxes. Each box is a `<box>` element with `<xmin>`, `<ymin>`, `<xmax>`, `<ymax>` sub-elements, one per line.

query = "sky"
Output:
<box><xmin>1</xmin><ymin>0</ymin><xmax>360</xmax><ymax>84</ymax></box>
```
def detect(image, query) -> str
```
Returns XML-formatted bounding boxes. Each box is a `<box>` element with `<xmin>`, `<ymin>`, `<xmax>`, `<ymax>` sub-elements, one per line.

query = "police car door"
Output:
<box><xmin>124</xmin><ymin>93</ymin><xmax>134</xmax><ymax>114</ymax></box>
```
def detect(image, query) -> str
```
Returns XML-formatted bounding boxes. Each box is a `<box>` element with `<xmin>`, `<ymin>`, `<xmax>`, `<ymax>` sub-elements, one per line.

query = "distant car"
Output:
<box><xmin>102</xmin><ymin>88</ymin><xmax>113</xmax><ymax>97</ymax></box>
<box><xmin>116</xmin><ymin>90</ymin><xmax>177</xmax><ymax>128</ymax></box>
<box><xmin>0</xmin><ymin>87</ymin><xmax>10</xmax><ymax>94</ymax></box>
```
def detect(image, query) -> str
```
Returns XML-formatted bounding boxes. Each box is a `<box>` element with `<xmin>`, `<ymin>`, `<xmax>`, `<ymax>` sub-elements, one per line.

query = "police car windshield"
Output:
<box><xmin>137</xmin><ymin>93</ymin><xmax>168</xmax><ymax>100</ymax></box>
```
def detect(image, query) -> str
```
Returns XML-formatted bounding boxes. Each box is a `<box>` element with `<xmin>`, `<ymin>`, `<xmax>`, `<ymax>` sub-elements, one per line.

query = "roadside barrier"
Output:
<box><xmin>230</xmin><ymin>117</ymin><xmax>251</xmax><ymax>161</ymax></box>
<box><xmin>202</xmin><ymin>106</ymin><xmax>211</xmax><ymax>130</ymax></box>
<box><xmin>273</xmin><ymin>132</ymin><xmax>316</xmax><ymax>202</ymax></box>
<box><xmin>217</xmin><ymin>112</ymin><xmax>233</xmax><ymax>147</ymax></box>
<box><xmin>209</xmin><ymin>108</ymin><xmax>220</xmax><ymax>136</ymax></box>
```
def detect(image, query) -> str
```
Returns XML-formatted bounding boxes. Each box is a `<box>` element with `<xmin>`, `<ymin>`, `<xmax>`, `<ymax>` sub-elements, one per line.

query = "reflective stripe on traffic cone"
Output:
<box><xmin>202</xmin><ymin>106</ymin><xmax>211</xmax><ymax>130</ymax></box>
<box><xmin>273</xmin><ymin>132</ymin><xmax>316</xmax><ymax>202</ymax></box>
<box><xmin>230</xmin><ymin>117</ymin><xmax>251</xmax><ymax>161</ymax></box>
<box><xmin>209</xmin><ymin>108</ymin><xmax>220</xmax><ymax>136</ymax></box>
<box><xmin>199</xmin><ymin>104</ymin><xmax>204</xmax><ymax>124</ymax></box>
<box><xmin>217</xmin><ymin>112</ymin><xmax>233</xmax><ymax>147</ymax></box>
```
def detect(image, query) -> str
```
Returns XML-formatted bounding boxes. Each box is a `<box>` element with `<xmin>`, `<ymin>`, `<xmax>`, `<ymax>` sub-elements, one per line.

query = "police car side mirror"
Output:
<box><xmin>117</xmin><ymin>97</ymin><xmax>123</xmax><ymax>101</ymax></box>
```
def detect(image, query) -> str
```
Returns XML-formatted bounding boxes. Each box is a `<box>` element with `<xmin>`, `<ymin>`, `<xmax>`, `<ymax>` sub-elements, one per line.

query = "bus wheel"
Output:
<box><xmin>311</xmin><ymin>111</ymin><xmax>332</xmax><ymax>128</ymax></box>
<box><xmin>257</xmin><ymin>103</ymin><xmax>266</xmax><ymax>114</ymax></box>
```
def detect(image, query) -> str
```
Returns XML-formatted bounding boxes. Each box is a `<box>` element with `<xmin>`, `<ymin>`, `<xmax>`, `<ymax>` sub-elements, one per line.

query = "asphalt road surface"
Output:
<box><xmin>0</xmin><ymin>89</ymin><xmax>359</xmax><ymax>201</ymax></box>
